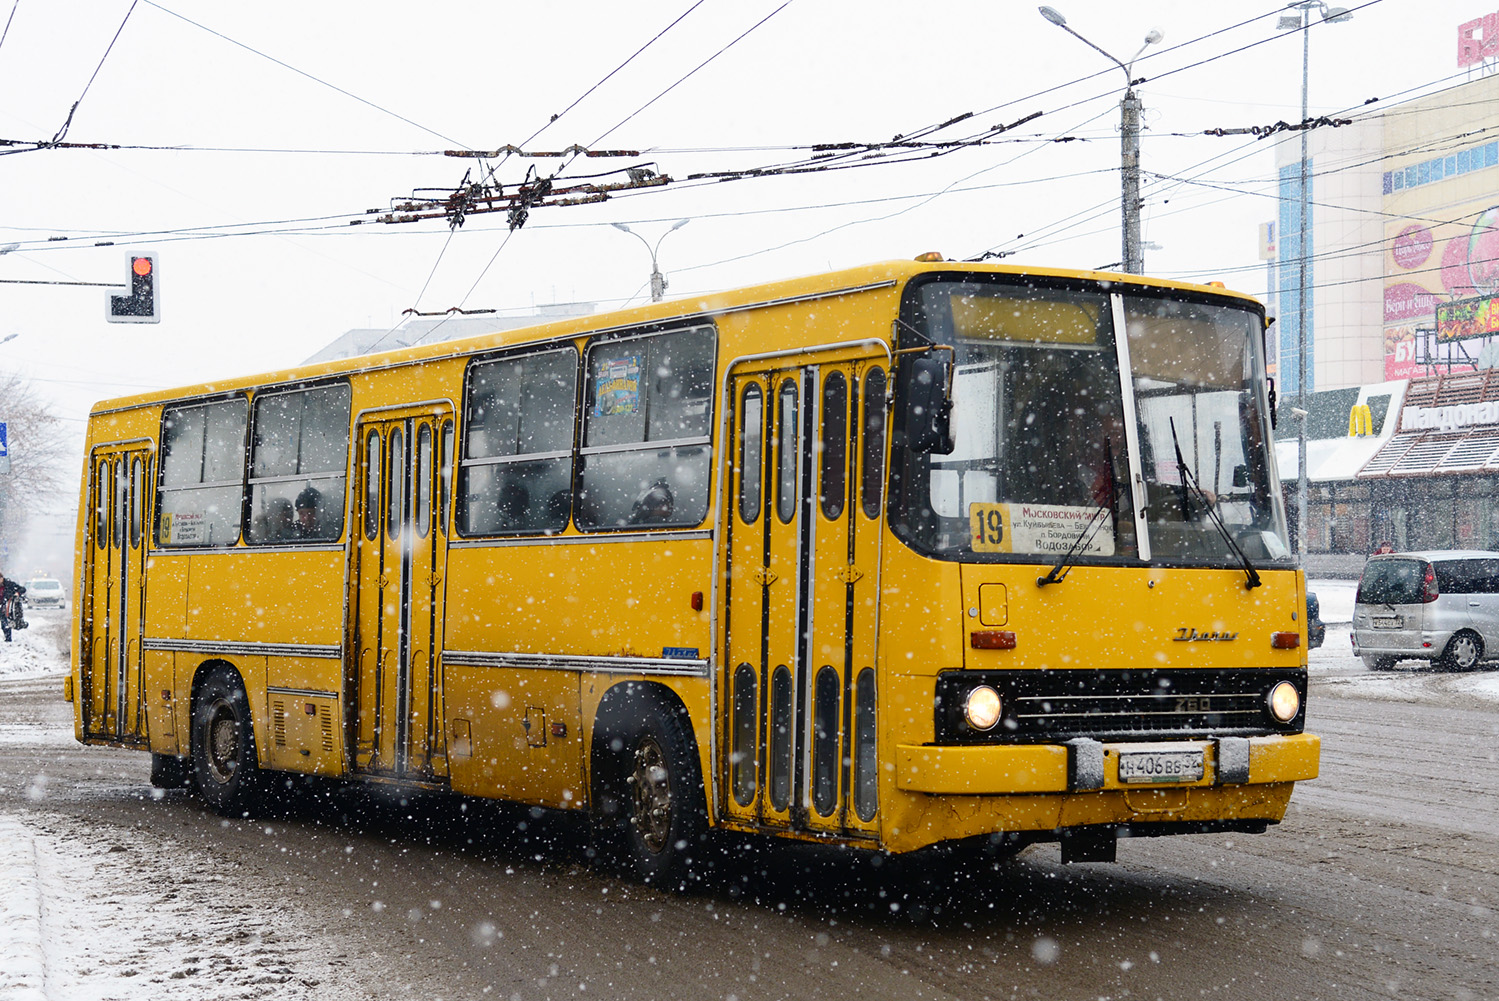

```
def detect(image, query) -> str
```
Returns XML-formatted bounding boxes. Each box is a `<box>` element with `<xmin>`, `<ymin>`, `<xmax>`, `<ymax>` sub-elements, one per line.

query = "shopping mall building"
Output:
<box><xmin>1269</xmin><ymin>20</ymin><xmax>1499</xmax><ymax>559</ymax></box>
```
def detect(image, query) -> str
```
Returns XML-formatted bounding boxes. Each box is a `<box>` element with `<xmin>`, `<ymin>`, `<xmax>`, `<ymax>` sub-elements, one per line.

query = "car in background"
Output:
<box><xmin>26</xmin><ymin>577</ymin><xmax>66</xmax><ymax>610</ymax></box>
<box><xmin>1306</xmin><ymin>591</ymin><xmax>1326</xmax><ymax>649</ymax></box>
<box><xmin>1351</xmin><ymin>551</ymin><xmax>1499</xmax><ymax>671</ymax></box>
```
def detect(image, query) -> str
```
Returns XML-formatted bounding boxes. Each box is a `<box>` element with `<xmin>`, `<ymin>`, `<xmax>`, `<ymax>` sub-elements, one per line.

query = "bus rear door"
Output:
<box><xmin>721</xmin><ymin>356</ymin><xmax>885</xmax><ymax>838</ymax></box>
<box><xmin>81</xmin><ymin>445</ymin><xmax>152</xmax><ymax>746</ymax></box>
<box><xmin>351</xmin><ymin>407</ymin><xmax>453</xmax><ymax>779</ymax></box>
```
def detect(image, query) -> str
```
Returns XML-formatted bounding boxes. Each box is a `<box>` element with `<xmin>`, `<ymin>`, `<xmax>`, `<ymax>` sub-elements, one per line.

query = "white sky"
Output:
<box><xmin>0</xmin><ymin>0</ymin><xmax>1487</xmax><ymax>572</ymax></box>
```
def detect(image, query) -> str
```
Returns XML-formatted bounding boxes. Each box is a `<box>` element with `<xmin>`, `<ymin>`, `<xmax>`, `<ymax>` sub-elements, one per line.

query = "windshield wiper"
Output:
<box><xmin>1038</xmin><ymin>437</ymin><xmax>1118</xmax><ymax>587</ymax></box>
<box><xmin>1168</xmin><ymin>417</ymin><xmax>1262</xmax><ymax>590</ymax></box>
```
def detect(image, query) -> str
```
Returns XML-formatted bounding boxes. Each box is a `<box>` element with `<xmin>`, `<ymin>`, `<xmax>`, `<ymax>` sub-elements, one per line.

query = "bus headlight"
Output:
<box><xmin>964</xmin><ymin>685</ymin><xmax>1003</xmax><ymax>731</ymax></box>
<box><xmin>1267</xmin><ymin>681</ymin><xmax>1300</xmax><ymax>723</ymax></box>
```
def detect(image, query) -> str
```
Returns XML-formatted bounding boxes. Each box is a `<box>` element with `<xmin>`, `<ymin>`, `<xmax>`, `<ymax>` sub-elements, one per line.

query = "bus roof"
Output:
<box><xmin>89</xmin><ymin>259</ymin><xmax>1262</xmax><ymax>415</ymax></box>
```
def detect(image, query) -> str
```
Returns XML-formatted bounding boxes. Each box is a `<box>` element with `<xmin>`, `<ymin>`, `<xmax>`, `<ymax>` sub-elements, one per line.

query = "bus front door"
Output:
<box><xmin>721</xmin><ymin>359</ymin><xmax>885</xmax><ymax>838</ymax></box>
<box><xmin>81</xmin><ymin>446</ymin><xmax>152</xmax><ymax>746</ymax></box>
<box><xmin>351</xmin><ymin>409</ymin><xmax>453</xmax><ymax>779</ymax></box>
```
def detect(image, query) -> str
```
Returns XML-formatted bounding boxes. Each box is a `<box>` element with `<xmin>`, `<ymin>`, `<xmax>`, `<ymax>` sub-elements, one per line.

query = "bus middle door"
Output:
<box><xmin>82</xmin><ymin>446</ymin><xmax>152</xmax><ymax>745</ymax></box>
<box><xmin>721</xmin><ymin>358</ymin><xmax>884</xmax><ymax>838</ymax></box>
<box><xmin>352</xmin><ymin>408</ymin><xmax>452</xmax><ymax>779</ymax></box>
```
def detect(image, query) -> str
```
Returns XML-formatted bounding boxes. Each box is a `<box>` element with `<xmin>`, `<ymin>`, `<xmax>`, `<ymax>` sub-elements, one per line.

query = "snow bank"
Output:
<box><xmin>0</xmin><ymin>611</ymin><xmax>69</xmax><ymax>678</ymax></box>
<box><xmin>0</xmin><ymin>817</ymin><xmax>46</xmax><ymax>1000</ymax></box>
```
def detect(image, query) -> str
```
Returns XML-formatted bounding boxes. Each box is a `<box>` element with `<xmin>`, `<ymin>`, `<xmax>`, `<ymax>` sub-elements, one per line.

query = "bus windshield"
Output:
<box><xmin>892</xmin><ymin>276</ymin><xmax>1290</xmax><ymax>566</ymax></box>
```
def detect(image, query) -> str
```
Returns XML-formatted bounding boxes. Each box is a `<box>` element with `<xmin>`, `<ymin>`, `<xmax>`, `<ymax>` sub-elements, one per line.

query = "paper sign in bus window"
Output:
<box><xmin>969</xmin><ymin>502</ymin><xmax>1114</xmax><ymax>556</ymax></box>
<box><xmin>595</xmin><ymin>355</ymin><xmax>642</xmax><ymax>416</ymax></box>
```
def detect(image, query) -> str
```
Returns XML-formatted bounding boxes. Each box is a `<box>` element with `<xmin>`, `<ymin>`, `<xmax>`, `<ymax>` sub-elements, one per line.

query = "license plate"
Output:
<box><xmin>1117</xmin><ymin>748</ymin><xmax>1204</xmax><ymax>784</ymax></box>
<box><xmin>1371</xmin><ymin>616</ymin><xmax>1401</xmax><ymax>629</ymax></box>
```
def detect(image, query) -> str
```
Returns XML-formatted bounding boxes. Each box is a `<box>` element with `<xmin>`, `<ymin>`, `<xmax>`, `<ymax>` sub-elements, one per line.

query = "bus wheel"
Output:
<box><xmin>600</xmin><ymin>700</ymin><xmax>707</xmax><ymax>888</ymax></box>
<box><xmin>191</xmin><ymin>668</ymin><xmax>262</xmax><ymax>816</ymax></box>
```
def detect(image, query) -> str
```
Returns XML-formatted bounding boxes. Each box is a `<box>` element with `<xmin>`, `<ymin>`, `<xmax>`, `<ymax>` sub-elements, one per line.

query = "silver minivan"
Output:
<box><xmin>1352</xmin><ymin>551</ymin><xmax>1499</xmax><ymax>671</ymax></box>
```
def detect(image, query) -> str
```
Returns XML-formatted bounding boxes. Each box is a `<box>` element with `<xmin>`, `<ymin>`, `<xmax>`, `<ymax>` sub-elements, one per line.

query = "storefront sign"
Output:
<box><xmin>1436</xmin><ymin>293</ymin><xmax>1499</xmax><ymax>341</ymax></box>
<box><xmin>1401</xmin><ymin>401</ymin><xmax>1499</xmax><ymax>432</ymax></box>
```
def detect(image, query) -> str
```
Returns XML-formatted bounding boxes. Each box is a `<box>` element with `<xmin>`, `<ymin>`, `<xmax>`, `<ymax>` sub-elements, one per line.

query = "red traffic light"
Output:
<box><xmin>132</xmin><ymin>256</ymin><xmax>153</xmax><ymax>277</ymax></box>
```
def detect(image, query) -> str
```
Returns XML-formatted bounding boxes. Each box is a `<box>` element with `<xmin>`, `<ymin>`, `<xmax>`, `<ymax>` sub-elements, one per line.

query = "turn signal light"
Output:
<box><xmin>970</xmin><ymin>630</ymin><xmax>1017</xmax><ymax>650</ymax></box>
<box><xmin>1271</xmin><ymin>631</ymin><xmax>1300</xmax><ymax>649</ymax></box>
<box><xmin>914</xmin><ymin>251</ymin><xmax>945</xmax><ymax>262</ymax></box>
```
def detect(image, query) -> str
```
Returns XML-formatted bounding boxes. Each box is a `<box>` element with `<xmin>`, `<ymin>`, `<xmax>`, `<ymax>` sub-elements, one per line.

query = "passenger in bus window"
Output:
<box><xmin>295</xmin><ymin>486</ymin><xmax>323</xmax><ymax>538</ymax></box>
<box><xmin>630</xmin><ymin>479</ymin><xmax>675</xmax><ymax>525</ymax></box>
<box><xmin>496</xmin><ymin>481</ymin><xmax>530</xmax><ymax>530</ymax></box>
<box><xmin>259</xmin><ymin>497</ymin><xmax>294</xmax><ymax>542</ymax></box>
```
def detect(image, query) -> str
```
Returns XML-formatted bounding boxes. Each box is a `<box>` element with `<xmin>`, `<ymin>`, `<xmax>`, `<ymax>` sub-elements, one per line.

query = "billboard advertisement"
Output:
<box><xmin>1383</xmin><ymin>196</ymin><xmax>1499</xmax><ymax>379</ymax></box>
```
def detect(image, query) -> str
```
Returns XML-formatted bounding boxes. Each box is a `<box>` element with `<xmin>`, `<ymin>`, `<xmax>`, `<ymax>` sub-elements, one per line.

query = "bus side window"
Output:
<box><xmin>578</xmin><ymin>326</ymin><xmax>715</xmax><ymax>531</ymax></box>
<box><xmin>157</xmin><ymin>397</ymin><xmax>248</xmax><ymax>548</ymax></box>
<box><xmin>247</xmin><ymin>383</ymin><xmax>350</xmax><ymax>545</ymax></box>
<box><xmin>458</xmin><ymin>347</ymin><xmax>577</xmax><ymax>536</ymax></box>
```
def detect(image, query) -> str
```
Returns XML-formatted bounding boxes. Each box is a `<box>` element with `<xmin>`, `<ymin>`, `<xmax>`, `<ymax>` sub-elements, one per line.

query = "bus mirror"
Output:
<box><xmin>906</xmin><ymin>355</ymin><xmax>954</xmax><ymax>455</ymax></box>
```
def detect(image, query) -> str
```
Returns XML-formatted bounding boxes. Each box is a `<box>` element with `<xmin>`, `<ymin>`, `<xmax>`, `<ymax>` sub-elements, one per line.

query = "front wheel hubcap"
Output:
<box><xmin>205</xmin><ymin>700</ymin><xmax>240</xmax><ymax>785</ymax></box>
<box><xmin>629</xmin><ymin>736</ymin><xmax>672</xmax><ymax>853</ymax></box>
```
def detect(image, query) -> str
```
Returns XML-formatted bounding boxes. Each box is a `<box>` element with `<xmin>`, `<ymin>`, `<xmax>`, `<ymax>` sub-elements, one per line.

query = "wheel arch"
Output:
<box><xmin>188</xmin><ymin>658</ymin><xmax>264</xmax><ymax>766</ymax></box>
<box><xmin>587</xmin><ymin>679</ymin><xmax>710</xmax><ymax>824</ymax></box>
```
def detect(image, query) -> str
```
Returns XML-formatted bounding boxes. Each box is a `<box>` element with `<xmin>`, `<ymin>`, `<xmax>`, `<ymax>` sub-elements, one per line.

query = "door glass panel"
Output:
<box><xmin>112</xmin><ymin>460</ymin><xmax>125</xmax><ymax>548</ymax></box>
<box><xmin>364</xmin><ymin>430</ymin><xmax>381</xmax><ymax>541</ymax></box>
<box><xmin>415</xmin><ymin>424</ymin><xmax>432</xmax><ymax>539</ymax></box>
<box><xmin>387</xmin><ymin>427</ymin><xmax>405</xmax><ymax>539</ymax></box>
<box><xmin>769</xmin><ymin>665</ymin><xmax>793</xmax><ymax>811</ymax></box>
<box><xmin>861</xmin><ymin>368</ymin><xmax>886</xmax><ymax>520</ymax></box>
<box><xmin>738</xmin><ymin>385</ymin><xmax>763</xmax><ymax>524</ymax></box>
<box><xmin>440</xmin><ymin>420</ymin><xmax>454</xmax><ymax>535</ymax></box>
<box><xmin>854</xmin><ymin>669</ymin><xmax>877</xmax><ymax>821</ymax></box>
<box><xmin>130</xmin><ymin>459</ymin><xmax>144</xmax><ymax>549</ymax></box>
<box><xmin>732</xmin><ymin>663</ymin><xmax>758</xmax><ymax>806</ymax></box>
<box><xmin>821</xmin><ymin>372</ymin><xmax>847</xmax><ymax>520</ymax></box>
<box><xmin>95</xmin><ymin>460</ymin><xmax>108</xmax><ymax>549</ymax></box>
<box><xmin>813</xmin><ymin>665</ymin><xmax>839</xmax><ymax>815</ymax></box>
<box><xmin>776</xmin><ymin>381</ymin><xmax>798</xmax><ymax>524</ymax></box>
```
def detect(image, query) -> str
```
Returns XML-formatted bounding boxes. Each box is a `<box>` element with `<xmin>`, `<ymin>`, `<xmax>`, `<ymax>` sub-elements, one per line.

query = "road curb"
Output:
<box><xmin>0</xmin><ymin>816</ymin><xmax>47</xmax><ymax>1000</ymax></box>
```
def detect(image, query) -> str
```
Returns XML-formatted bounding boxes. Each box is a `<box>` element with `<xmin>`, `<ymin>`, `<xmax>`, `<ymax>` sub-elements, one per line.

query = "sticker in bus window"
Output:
<box><xmin>595</xmin><ymin>354</ymin><xmax>642</xmax><ymax>416</ymax></box>
<box><xmin>969</xmin><ymin>502</ymin><xmax>1114</xmax><ymax>556</ymax></box>
<box><xmin>165</xmin><ymin>510</ymin><xmax>207</xmax><ymax>545</ymax></box>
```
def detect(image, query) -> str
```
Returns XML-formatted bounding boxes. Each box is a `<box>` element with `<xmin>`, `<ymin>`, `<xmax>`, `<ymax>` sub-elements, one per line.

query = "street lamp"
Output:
<box><xmin>611</xmin><ymin>219</ymin><xmax>691</xmax><ymax>302</ymax></box>
<box><xmin>1038</xmin><ymin>6</ymin><xmax>1163</xmax><ymax>274</ymax></box>
<box><xmin>1276</xmin><ymin>2</ymin><xmax>1352</xmax><ymax>558</ymax></box>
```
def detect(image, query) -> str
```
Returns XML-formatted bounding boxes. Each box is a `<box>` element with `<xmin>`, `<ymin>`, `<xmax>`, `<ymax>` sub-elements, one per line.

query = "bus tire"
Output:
<box><xmin>595</xmin><ymin>697</ymin><xmax>707</xmax><ymax>889</ymax></box>
<box><xmin>191</xmin><ymin>667</ymin><xmax>263</xmax><ymax>816</ymax></box>
<box><xmin>149</xmin><ymin>752</ymin><xmax>193</xmax><ymax>789</ymax></box>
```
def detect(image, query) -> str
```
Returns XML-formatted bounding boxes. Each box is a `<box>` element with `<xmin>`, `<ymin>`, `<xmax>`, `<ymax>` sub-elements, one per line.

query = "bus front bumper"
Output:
<box><xmin>894</xmin><ymin>732</ymin><xmax>1319</xmax><ymax>795</ymax></box>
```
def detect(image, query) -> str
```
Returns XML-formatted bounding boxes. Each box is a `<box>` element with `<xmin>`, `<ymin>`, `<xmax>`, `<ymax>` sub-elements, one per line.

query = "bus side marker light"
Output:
<box><xmin>161</xmin><ymin>689</ymin><xmax>172</xmax><ymax>704</ymax></box>
<box><xmin>970</xmin><ymin>630</ymin><xmax>1017</xmax><ymax>650</ymax></box>
<box><xmin>690</xmin><ymin>591</ymin><xmax>703</xmax><ymax>611</ymax></box>
<box><xmin>1271</xmin><ymin>631</ymin><xmax>1300</xmax><ymax>649</ymax></box>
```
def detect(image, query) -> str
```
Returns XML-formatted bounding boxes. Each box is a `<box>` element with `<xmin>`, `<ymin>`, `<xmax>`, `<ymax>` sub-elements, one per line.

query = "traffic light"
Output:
<box><xmin>107</xmin><ymin>253</ymin><xmax>159</xmax><ymax>323</ymax></box>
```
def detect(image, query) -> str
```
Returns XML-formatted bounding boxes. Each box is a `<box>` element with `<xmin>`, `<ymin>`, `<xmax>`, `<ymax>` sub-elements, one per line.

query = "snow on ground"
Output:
<box><xmin>1308</xmin><ymin>578</ymin><xmax>1357</xmax><ymax>624</ymax></box>
<box><xmin>0</xmin><ymin>610</ymin><xmax>70</xmax><ymax>679</ymax></box>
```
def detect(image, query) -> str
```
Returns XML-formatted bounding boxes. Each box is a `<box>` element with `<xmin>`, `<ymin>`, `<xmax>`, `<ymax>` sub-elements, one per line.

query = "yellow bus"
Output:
<box><xmin>68</xmin><ymin>258</ymin><xmax>1318</xmax><ymax>882</ymax></box>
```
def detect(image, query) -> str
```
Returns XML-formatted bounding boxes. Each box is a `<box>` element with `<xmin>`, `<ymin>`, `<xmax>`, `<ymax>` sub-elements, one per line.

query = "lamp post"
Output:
<box><xmin>1276</xmin><ymin>2</ymin><xmax>1352</xmax><ymax>559</ymax></box>
<box><xmin>611</xmin><ymin>219</ymin><xmax>690</xmax><ymax>302</ymax></box>
<box><xmin>1038</xmin><ymin>7</ymin><xmax>1162</xmax><ymax>274</ymax></box>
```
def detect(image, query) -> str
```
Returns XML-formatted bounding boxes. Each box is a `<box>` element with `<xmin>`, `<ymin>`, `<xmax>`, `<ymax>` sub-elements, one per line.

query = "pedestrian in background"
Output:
<box><xmin>0</xmin><ymin>570</ymin><xmax>27</xmax><ymax>642</ymax></box>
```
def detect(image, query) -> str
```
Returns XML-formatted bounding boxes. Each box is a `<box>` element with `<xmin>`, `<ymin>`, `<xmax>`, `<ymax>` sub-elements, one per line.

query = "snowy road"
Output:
<box><xmin>2</xmin><ymin>596</ymin><xmax>1497</xmax><ymax>1000</ymax></box>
